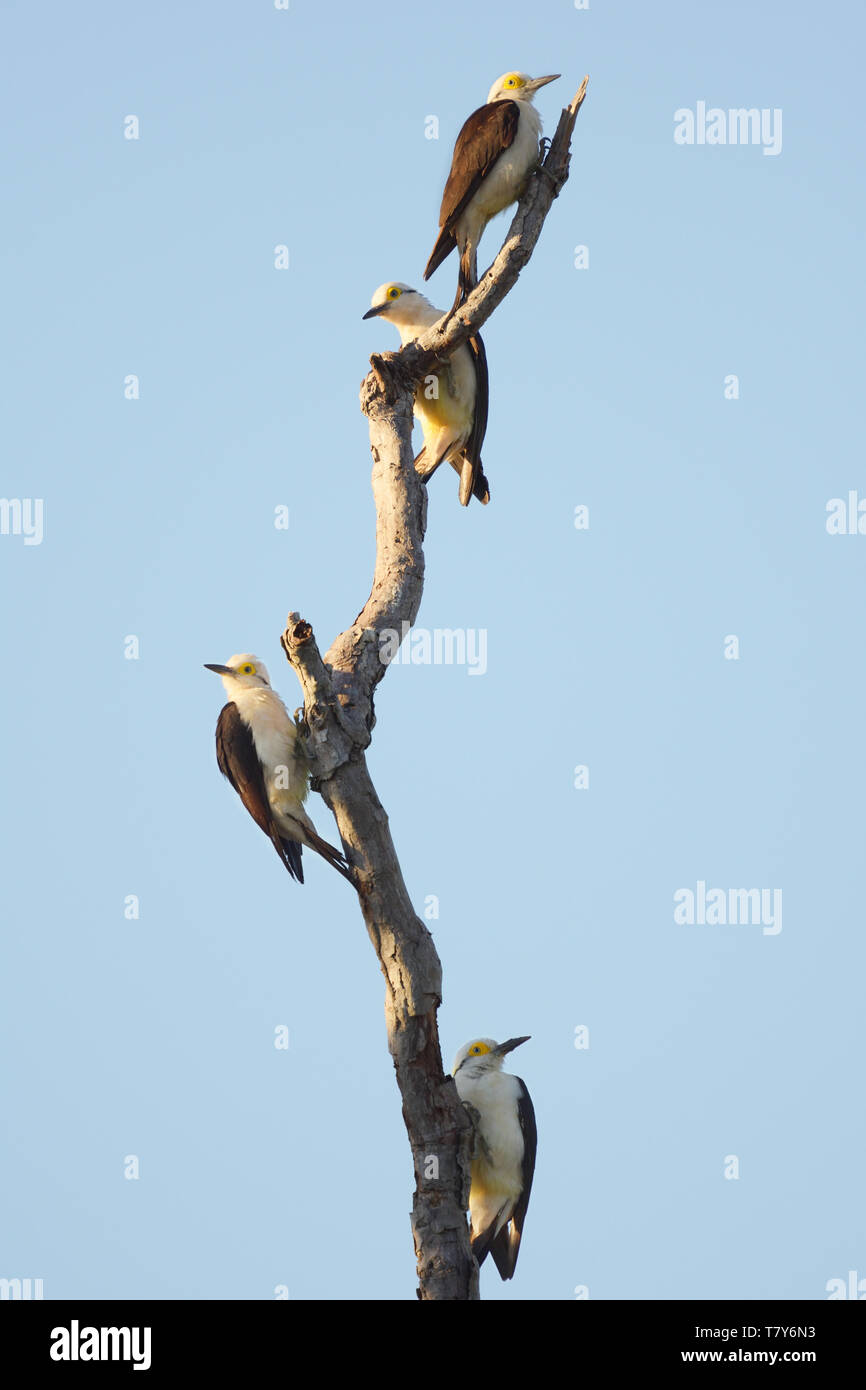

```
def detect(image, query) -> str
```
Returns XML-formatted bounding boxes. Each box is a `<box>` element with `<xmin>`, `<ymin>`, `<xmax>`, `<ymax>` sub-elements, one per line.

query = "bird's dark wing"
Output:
<box><xmin>490</xmin><ymin>1077</ymin><xmax>537</xmax><ymax>1280</ymax></box>
<box><xmin>461</xmin><ymin>331</ymin><xmax>490</xmax><ymax>506</ymax></box>
<box><xmin>424</xmin><ymin>100</ymin><xmax>520</xmax><ymax>280</ymax></box>
<box><xmin>442</xmin><ymin>101</ymin><xmax>521</xmax><ymax>225</ymax></box>
<box><xmin>214</xmin><ymin>702</ymin><xmax>303</xmax><ymax>882</ymax></box>
<box><xmin>487</xmin><ymin>1223</ymin><xmax>511</xmax><ymax>1279</ymax></box>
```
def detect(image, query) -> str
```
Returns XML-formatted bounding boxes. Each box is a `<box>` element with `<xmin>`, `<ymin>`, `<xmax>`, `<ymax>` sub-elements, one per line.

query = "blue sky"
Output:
<box><xmin>2</xmin><ymin>0</ymin><xmax>864</xmax><ymax>1300</ymax></box>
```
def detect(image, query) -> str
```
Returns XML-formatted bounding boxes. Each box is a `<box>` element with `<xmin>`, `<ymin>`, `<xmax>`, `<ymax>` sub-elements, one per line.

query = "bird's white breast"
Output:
<box><xmin>415</xmin><ymin>341</ymin><xmax>475</xmax><ymax>435</ymax></box>
<box><xmin>392</xmin><ymin>312</ymin><xmax>476</xmax><ymax>457</ymax></box>
<box><xmin>233</xmin><ymin>688</ymin><xmax>308</xmax><ymax>803</ymax></box>
<box><xmin>457</xmin><ymin>1070</ymin><xmax>525</xmax><ymax>1200</ymax></box>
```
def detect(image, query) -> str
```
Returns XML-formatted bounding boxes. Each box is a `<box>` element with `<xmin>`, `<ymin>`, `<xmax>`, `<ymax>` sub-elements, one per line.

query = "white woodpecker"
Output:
<box><xmin>363</xmin><ymin>281</ymin><xmax>490</xmax><ymax>507</ymax></box>
<box><xmin>452</xmin><ymin>1035</ymin><xmax>537</xmax><ymax>1279</ymax></box>
<box><xmin>204</xmin><ymin>653</ymin><xmax>351</xmax><ymax>884</ymax></box>
<box><xmin>424</xmin><ymin>71</ymin><xmax>560</xmax><ymax>311</ymax></box>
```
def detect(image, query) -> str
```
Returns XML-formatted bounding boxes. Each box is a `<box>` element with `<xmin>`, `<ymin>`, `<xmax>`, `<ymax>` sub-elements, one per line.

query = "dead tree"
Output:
<box><xmin>280</xmin><ymin>79</ymin><xmax>588</xmax><ymax>1301</ymax></box>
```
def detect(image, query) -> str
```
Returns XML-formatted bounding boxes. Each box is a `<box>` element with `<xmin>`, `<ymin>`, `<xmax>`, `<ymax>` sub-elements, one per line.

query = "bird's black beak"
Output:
<box><xmin>362</xmin><ymin>304</ymin><xmax>389</xmax><ymax>320</ymax></box>
<box><xmin>203</xmin><ymin>664</ymin><xmax>234</xmax><ymax>675</ymax></box>
<box><xmin>495</xmin><ymin>1036</ymin><xmax>531</xmax><ymax>1056</ymax></box>
<box><xmin>530</xmin><ymin>74</ymin><xmax>560</xmax><ymax>91</ymax></box>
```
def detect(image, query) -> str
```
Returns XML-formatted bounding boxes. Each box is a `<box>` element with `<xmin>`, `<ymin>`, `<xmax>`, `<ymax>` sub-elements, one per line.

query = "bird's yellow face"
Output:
<box><xmin>452</xmin><ymin>1040</ymin><xmax>493</xmax><ymax>1074</ymax></box>
<box><xmin>452</xmin><ymin>1035</ymin><xmax>529</xmax><ymax>1077</ymax></box>
<box><xmin>488</xmin><ymin>71</ymin><xmax>557</xmax><ymax>103</ymax></box>
<box><xmin>207</xmin><ymin>653</ymin><xmax>272</xmax><ymax>688</ymax></box>
<box><xmin>363</xmin><ymin>282</ymin><xmax>418</xmax><ymax>321</ymax></box>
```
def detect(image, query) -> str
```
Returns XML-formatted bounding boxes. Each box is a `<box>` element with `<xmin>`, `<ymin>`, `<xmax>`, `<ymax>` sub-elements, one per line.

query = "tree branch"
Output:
<box><xmin>280</xmin><ymin>77</ymin><xmax>588</xmax><ymax>1300</ymax></box>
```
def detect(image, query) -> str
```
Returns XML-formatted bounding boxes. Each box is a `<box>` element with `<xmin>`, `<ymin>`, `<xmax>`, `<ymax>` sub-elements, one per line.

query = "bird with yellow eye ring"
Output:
<box><xmin>451</xmin><ymin>1036</ymin><xmax>536</xmax><ymax>1279</ymax></box>
<box><xmin>204</xmin><ymin>653</ymin><xmax>352</xmax><ymax>884</ymax></box>
<box><xmin>424</xmin><ymin>70</ymin><xmax>560</xmax><ymax>312</ymax></box>
<box><xmin>363</xmin><ymin>281</ymin><xmax>490</xmax><ymax>507</ymax></box>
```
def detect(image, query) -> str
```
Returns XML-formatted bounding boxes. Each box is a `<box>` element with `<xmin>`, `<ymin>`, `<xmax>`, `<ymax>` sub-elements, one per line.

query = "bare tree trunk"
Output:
<box><xmin>280</xmin><ymin>80</ymin><xmax>588</xmax><ymax>1300</ymax></box>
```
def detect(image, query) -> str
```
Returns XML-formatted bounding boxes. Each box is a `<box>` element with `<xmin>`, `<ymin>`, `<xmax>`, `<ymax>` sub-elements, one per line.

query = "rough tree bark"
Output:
<box><xmin>280</xmin><ymin>79</ymin><xmax>588</xmax><ymax>1301</ymax></box>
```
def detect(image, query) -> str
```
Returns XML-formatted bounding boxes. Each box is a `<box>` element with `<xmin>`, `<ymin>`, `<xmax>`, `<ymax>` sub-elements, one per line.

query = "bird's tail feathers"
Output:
<box><xmin>304</xmin><ymin>828</ymin><xmax>355</xmax><ymax>884</ymax></box>
<box><xmin>489</xmin><ymin>1223</ymin><xmax>520</xmax><ymax>1280</ymax></box>
<box><xmin>272</xmin><ymin>831</ymin><xmax>304</xmax><ymax>883</ymax></box>
<box><xmin>415</xmin><ymin>441</ymin><xmax>458</xmax><ymax>483</ymax></box>
<box><xmin>458</xmin><ymin>454</ymin><xmax>490</xmax><ymax>507</ymax></box>
<box><xmin>424</xmin><ymin>227</ymin><xmax>456</xmax><ymax>282</ymax></box>
<box><xmin>413</xmin><ymin>445</ymin><xmax>440</xmax><ymax>481</ymax></box>
<box><xmin>415</xmin><ymin>446</ymin><xmax>489</xmax><ymax>506</ymax></box>
<box><xmin>470</xmin><ymin>1202</ymin><xmax>512</xmax><ymax>1274</ymax></box>
<box><xmin>457</xmin><ymin>246</ymin><xmax>478</xmax><ymax>308</ymax></box>
<box><xmin>469</xmin><ymin>1223</ymin><xmax>495</xmax><ymax>1271</ymax></box>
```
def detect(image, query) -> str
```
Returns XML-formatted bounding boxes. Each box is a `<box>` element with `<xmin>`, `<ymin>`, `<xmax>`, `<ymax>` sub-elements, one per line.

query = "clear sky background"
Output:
<box><xmin>2</xmin><ymin>0</ymin><xmax>864</xmax><ymax>1302</ymax></box>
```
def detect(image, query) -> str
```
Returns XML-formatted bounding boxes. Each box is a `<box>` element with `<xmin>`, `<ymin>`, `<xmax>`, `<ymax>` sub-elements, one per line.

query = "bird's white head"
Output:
<box><xmin>452</xmin><ymin>1036</ymin><xmax>531</xmax><ymax>1080</ymax></box>
<box><xmin>204</xmin><ymin>653</ymin><xmax>272</xmax><ymax>696</ymax></box>
<box><xmin>487</xmin><ymin>71</ymin><xmax>560</xmax><ymax>105</ymax></box>
<box><xmin>362</xmin><ymin>281</ymin><xmax>437</xmax><ymax>327</ymax></box>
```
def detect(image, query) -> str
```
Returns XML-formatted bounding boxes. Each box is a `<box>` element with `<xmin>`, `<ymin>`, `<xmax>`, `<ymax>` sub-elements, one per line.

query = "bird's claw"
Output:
<box><xmin>536</xmin><ymin>162</ymin><xmax>564</xmax><ymax>196</ymax></box>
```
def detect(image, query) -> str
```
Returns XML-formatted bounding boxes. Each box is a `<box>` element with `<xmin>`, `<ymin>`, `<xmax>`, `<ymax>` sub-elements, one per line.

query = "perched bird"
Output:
<box><xmin>425</xmin><ymin>71</ymin><xmax>560</xmax><ymax>310</ymax></box>
<box><xmin>452</xmin><ymin>1036</ymin><xmax>537</xmax><ymax>1279</ymax></box>
<box><xmin>363</xmin><ymin>281</ymin><xmax>489</xmax><ymax>506</ymax></box>
<box><xmin>204</xmin><ymin>654</ymin><xmax>351</xmax><ymax>884</ymax></box>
